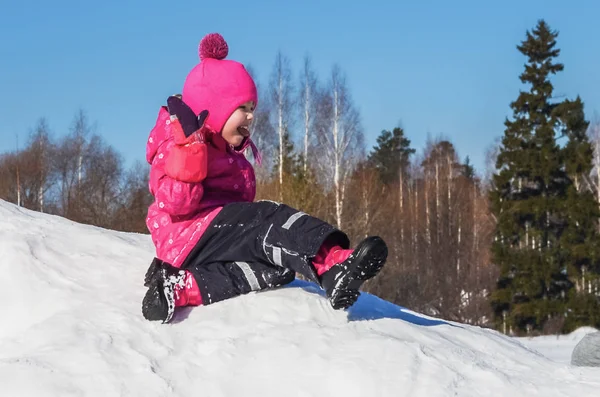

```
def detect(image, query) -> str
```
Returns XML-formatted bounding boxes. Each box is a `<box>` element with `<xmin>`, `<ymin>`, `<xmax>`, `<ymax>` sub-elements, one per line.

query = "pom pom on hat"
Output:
<box><xmin>199</xmin><ymin>33</ymin><xmax>229</xmax><ymax>60</ymax></box>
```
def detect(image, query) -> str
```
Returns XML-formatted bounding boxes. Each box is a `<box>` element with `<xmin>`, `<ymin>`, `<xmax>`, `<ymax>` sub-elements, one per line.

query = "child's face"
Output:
<box><xmin>222</xmin><ymin>101</ymin><xmax>255</xmax><ymax>147</ymax></box>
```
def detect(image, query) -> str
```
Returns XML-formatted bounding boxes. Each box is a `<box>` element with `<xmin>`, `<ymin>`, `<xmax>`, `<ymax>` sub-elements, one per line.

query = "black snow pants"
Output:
<box><xmin>180</xmin><ymin>200</ymin><xmax>350</xmax><ymax>305</ymax></box>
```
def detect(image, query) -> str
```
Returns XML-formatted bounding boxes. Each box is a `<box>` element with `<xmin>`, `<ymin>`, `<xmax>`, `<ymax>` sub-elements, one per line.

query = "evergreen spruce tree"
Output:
<box><xmin>367</xmin><ymin>127</ymin><xmax>415</xmax><ymax>185</ymax></box>
<box><xmin>461</xmin><ymin>156</ymin><xmax>476</xmax><ymax>181</ymax></box>
<box><xmin>489</xmin><ymin>20</ymin><xmax>600</xmax><ymax>334</ymax></box>
<box><xmin>555</xmin><ymin>97</ymin><xmax>600</xmax><ymax>331</ymax></box>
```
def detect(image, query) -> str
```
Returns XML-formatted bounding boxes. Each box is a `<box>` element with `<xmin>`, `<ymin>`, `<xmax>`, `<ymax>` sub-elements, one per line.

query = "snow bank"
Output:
<box><xmin>0</xmin><ymin>200</ymin><xmax>598</xmax><ymax>396</ymax></box>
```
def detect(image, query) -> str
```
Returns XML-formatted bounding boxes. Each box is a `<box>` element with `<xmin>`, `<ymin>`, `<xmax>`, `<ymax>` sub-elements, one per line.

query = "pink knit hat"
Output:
<box><xmin>182</xmin><ymin>33</ymin><xmax>258</xmax><ymax>134</ymax></box>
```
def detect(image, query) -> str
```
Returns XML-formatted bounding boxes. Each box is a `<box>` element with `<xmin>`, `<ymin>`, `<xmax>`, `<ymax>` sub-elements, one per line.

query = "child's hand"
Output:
<box><xmin>164</xmin><ymin>96</ymin><xmax>209</xmax><ymax>183</ymax></box>
<box><xmin>167</xmin><ymin>95</ymin><xmax>210</xmax><ymax>145</ymax></box>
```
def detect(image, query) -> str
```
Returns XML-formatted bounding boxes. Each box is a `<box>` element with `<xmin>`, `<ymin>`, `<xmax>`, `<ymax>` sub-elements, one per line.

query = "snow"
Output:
<box><xmin>0</xmin><ymin>199</ymin><xmax>598</xmax><ymax>397</ymax></box>
<box><xmin>517</xmin><ymin>327</ymin><xmax>599</xmax><ymax>364</ymax></box>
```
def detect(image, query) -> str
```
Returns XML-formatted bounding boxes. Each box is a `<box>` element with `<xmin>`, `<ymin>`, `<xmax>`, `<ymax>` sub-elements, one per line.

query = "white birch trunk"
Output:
<box><xmin>278</xmin><ymin>74</ymin><xmax>284</xmax><ymax>192</ymax></box>
<box><xmin>333</xmin><ymin>86</ymin><xmax>341</xmax><ymax>228</ymax></box>
<box><xmin>268</xmin><ymin>52</ymin><xmax>292</xmax><ymax>200</ymax></box>
<box><xmin>363</xmin><ymin>185</ymin><xmax>369</xmax><ymax>234</ymax></box>
<box><xmin>316</xmin><ymin>65</ymin><xmax>361</xmax><ymax>229</ymax></box>
<box><xmin>16</xmin><ymin>166</ymin><xmax>21</xmax><ymax>207</ymax></box>
<box><xmin>39</xmin><ymin>185</ymin><xmax>44</xmax><ymax>213</ymax></box>
<box><xmin>303</xmin><ymin>74</ymin><xmax>310</xmax><ymax>174</ymax></box>
<box><xmin>78</xmin><ymin>154</ymin><xmax>83</xmax><ymax>186</ymax></box>
<box><xmin>39</xmin><ymin>136</ymin><xmax>44</xmax><ymax>213</ymax></box>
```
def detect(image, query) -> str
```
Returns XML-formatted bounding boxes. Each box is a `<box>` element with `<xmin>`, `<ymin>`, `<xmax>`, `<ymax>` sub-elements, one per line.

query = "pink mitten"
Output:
<box><xmin>164</xmin><ymin>96</ymin><xmax>209</xmax><ymax>183</ymax></box>
<box><xmin>165</xmin><ymin>136</ymin><xmax>207</xmax><ymax>183</ymax></box>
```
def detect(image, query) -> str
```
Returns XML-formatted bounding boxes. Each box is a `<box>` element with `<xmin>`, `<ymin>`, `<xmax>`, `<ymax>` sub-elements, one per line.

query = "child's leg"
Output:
<box><xmin>181</xmin><ymin>201</ymin><xmax>351</xmax><ymax>284</ymax></box>
<box><xmin>312</xmin><ymin>236</ymin><xmax>355</xmax><ymax>276</ymax></box>
<box><xmin>144</xmin><ymin>258</ymin><xmax>201</xmax><ymax>307</ymax></box>
<box><xmin>142</xmin><ymin>259</ymin><xmax>293</xmax><ymax>322</ymax></box>
<box><xmin>171</xmin><ymin>200</ymin><xmax>386</xmax><ymax>312</ymax></box>
<box><xmin>185</xmin><ymin>261</ymin><xmax>295</xmax><ymax>305</ymax></box>
<box><xmin>174</xmin><ymin>270</ymin><xmax>202</xmax><ymax>306</ymax></box>
<box><xmin>142</xmin><ymin>260</ymin><xmax>202</xmax><ymax>323</ymax></box>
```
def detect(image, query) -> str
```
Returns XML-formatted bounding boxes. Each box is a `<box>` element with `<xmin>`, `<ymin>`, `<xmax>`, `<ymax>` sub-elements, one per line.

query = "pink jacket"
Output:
<box><xmin>145</xmin><ymin>106</ymin><xmax>257</xmax><ymax>268</ymax></box>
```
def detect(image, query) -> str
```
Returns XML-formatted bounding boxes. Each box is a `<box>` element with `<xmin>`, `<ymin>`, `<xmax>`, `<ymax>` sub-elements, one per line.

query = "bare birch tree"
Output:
<box><xmin>587</xmin><ymin>115</ymin><xmax>600</xmax><ymax>229</ymax></box>
<box><xmin>246</xmin><ymin>65</ymin><xmax>276</xmax><ymax>182</ymax></box>
<box><xmin>298</xmin><ymin>55</ymin><xmax>318</xmax><ymax>173</ymax></box>
<box><xmin>53</xmin><ymin>109</ymin><xmax>94</xmax><ymax>218</ymax></box>
<box><xmin>28</xmin><ymin>118</ymin><xmax>55</xmax><ymax>213</ymax></box>
<box><xmin>76</xmin><ymin>135</ymin><xmax>123</xmax><ymax>227</ymax></box>
<box><xmin>0</xmin><ymin>121</ymin><xmax>56</xmax><ymax>213</ymax></box>
<box><xmin>314</xmin><ymin>64</ymin><xmax>363</xmax><ymax>228</ymax></box>
<box><xmin>268</xmin><ymin>51</ymin><xmax>295</xmax><ymax>197</ymax></box>
<box><xmin>112</xmin><ymin>160</ymin><xmax>153</xmax><ymax>233</ymax></box>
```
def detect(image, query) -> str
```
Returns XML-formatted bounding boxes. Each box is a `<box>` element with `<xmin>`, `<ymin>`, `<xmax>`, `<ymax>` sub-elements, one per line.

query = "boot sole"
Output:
<box><xmin>142</xmin><ymin>278</ymin><xmax>169</xmax><ymax>322</ymax></box>
<box><xmin>330</xmin><ymin>236</ymin><xmax>387</xmax><ymax>309</ymax></box>
<box><xmin>142</xmin><ymin>268</ymin><xmax>176</xmax><ymax>323</ymax></box>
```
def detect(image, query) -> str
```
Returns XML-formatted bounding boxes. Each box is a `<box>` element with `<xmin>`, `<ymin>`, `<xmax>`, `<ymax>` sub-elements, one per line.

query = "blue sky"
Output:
<box><xmin>1</xmin><ymin>0</ymin><xmax>598</xmax><ymax>175</ymax></box>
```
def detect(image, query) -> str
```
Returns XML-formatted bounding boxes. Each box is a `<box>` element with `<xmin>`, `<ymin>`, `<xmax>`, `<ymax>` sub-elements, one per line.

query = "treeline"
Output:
<box><xmin>0</xmin><ymin>111</ymin><xmax>152</xmax><ymax>233</ymax></box>
<box><xmin>254</xmin><ymin>121</ymin><xmax>498</xmax><ymax>325</ymax></box>
<box><xmin>2</xmin><ymin>19</ymin><xmax>599</xmax><ymax>335</ymax></box>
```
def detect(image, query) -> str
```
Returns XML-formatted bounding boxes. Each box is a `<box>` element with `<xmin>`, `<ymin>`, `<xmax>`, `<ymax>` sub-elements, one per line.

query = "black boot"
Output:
<box><xmin>142</xmin><ymin>261</ymin><xmax>186</xmax><ymax>323</ymax></box>
<box><xmin>143</xmin><ymin>257</ymin><xmax>164</xmax><ymax>287</ymax></box>
<box><xmin>319</xmin><ymin>236</ymin><xmax>387</xmax><ymax>310</ymax></box>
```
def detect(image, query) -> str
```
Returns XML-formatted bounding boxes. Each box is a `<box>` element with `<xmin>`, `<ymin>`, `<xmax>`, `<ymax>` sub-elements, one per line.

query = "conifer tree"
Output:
<box><xmin>461</xmin><ymin>156</ymin><xmax>475</xmax><ymax>181</ymax></box>
<box><xmin>489</xmin><ymin>20</ymin><xmax>600</xmax><ymax>334</ymax></box>
<box><xmin>555</xmin><ymin>97</ymin><xmax>600</xmax><ymax>331</ymax></box>
<box><xmin>368</xmin><ymin>127</ymin><xmax>415</xmax><ymax>185</ymax></box>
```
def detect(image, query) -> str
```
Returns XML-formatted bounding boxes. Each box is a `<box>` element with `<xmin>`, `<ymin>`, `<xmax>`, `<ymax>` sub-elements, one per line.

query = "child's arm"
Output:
<box><xmin>149</xmin><ymin>138</ymin><xmax>205</xmax><ymax>217</ymax></box>
<box><xmin>150</xmin><ymin>121</ymin><xmax>208</xmax><ymax>217</ymax></box>
<box><xmin>148</xmin><ymin>96</ymin><xmax>210</xmax><ymax>217</ymax></box>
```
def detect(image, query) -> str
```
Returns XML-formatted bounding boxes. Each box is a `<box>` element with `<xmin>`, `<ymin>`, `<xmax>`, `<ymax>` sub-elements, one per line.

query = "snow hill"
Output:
<box><xmin>0</xmin><ymin>199</ymin><xmax>598</xmax><ymax>397</ymax></box>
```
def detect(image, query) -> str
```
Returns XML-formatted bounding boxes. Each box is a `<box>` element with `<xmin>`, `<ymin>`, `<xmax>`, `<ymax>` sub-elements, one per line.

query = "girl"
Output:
<box><xmin>142</xmin><ymin>33</ymin><xmax>387</xmax><ymax>323</ymax></box>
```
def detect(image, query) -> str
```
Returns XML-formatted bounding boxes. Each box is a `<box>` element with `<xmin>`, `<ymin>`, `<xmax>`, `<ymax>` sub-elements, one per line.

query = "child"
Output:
<box><xmin>142</xmin><ymin>33</ymin><xmax>388</xmax><ymax>323</ymax></box>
